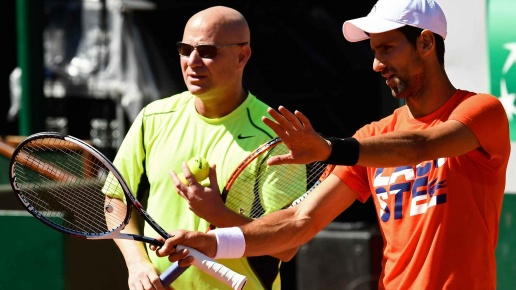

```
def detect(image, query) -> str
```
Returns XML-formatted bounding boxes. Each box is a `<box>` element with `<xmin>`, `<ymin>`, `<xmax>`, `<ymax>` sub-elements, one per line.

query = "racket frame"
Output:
<box><xmin>221</xmin><ymin>137</ymin><xmax>334</xmax><ymax>213</ymax></box>
<box><xmin>221</xmin><ymin>137</ymin><xmax>282</xmax><ymax>202</ymax></box>
<box><xmin>9</xmin><ymin>132</ymin><xmax>167</xmax><ymax>244</ymax></box>
<box><xmin>9</xmin><ymin>132</ymin><xmax>247</xmax><ymax>290</ymax></box>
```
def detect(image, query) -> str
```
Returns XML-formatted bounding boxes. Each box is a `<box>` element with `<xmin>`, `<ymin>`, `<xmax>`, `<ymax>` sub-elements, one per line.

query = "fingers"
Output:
<box><xmin>266</xmin><ymin>155</ymin><xmax>293</xmax><ymax>166</ymax></box>
<box><xmin>291</xmin><ymin>109</ymin><xmax>313</xmax><ymax>131</ymax></box>
<box><xmin>127</xmin><ymin>262</ymin><xmax>164</xmax><ymax>290</ymax></box>
<box><xmin>262</xmin><ymin>115</ymin><xmax>281</xmax><ymax>133</ymax></box>
<box><xmin>180</xmin><ymin>161</ymin><xmax>197</xmax><ymax>185</ymax></box>
<box><xmin>169</xmin><ymin>170</ymin><xmax>182</xmax><ymax>187</ymax></box>
<box><xmin>276</xmin><ymin>106</ymin><xmax>304</xmax><ymax>130</ymax></box>
<box><xmin>169</xmin><ymin>248</ymin><xmax>195</xmax><ymax>268</ymax></box>
<box><xmin>208</xmin><ymin>164</ymin><xmax>219</xmax><ymax>189</ymax></box>
<box><xmin>267</xmin><ymin>106</ymin><xmax>299</xmax><ymax>130</ymax></box>
<box><xmin>149</xmin><ymin>236</ymin><xmax>166</xmax><ymax>251</ymax></box>
<box><xmin>169</xmin><ymin>170</ymin><xmax>188</xmax><ymax>200</ymax></box>
<box><xmin>171</xmin><ymin>163</ymin><xmax>219</xmax><ymax>201</ymax></box>
<box><xmin>151</xmin><ymin>273</ymin><xmax>166</xmax><ymax>290</ymax></box>
<box><xmin>173</xmin><ymin>161</ymin><xmax>216</xmax><ymax>189</ymax></box>
<box><xmin>170</xmin><ymin>161</ymin><xmax>203</xmax><ymax>194</ymax></box>
<box><xmin>263</xmin><ymin>106</ymin><xmax>305</xmax><ymax>143</ymax></box>
<box><xmin>156</xmin><ymin>232</ymin><xmax>185</xmax><ymax>257</ymax></box>
<box><xmin>155</xmin><ymin>237</ymin><xmax>195</xmax><ymax>267</ymax></box>
<box><xmin>265</xmin><ymin>106</ymin><xmax>312</xmax><ymax>133</ymax></box>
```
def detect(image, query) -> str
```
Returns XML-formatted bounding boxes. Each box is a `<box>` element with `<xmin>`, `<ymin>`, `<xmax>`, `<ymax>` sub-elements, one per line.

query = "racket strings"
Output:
<box><xmin>224</xmin><ymin>142</ymin><xmax>331</xmax><ymax>219</ymax></box>
<box><xmin>13</xmin><ymin>137</ymin><xmax>128</xmax><ymax>235</ymax></box>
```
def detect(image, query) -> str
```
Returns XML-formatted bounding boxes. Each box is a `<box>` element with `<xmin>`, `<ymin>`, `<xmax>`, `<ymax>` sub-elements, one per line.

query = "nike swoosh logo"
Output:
<box><xmin>237</xmin><ymin>134</ymin><xmax>255</xmax><ymax>140</ymax></box>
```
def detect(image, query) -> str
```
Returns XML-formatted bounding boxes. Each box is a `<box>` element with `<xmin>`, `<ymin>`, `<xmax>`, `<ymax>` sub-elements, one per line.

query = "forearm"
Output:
<box><xmin>203</xmin><ymin>210</ymin><xmax>309</xmax><ymax>263</ymax></box>
<box><xmin>115</xmin><ymin>239</ymin><xmax>150</xmax><ymax>267</ymax></box>
<box><xmin>210</xmin><ymin>206</ymin><xmax>301</xmax><ymax>261</ymax></box>
<box><xmin>328</xmin><ymin>133</ymin><xmax>435</xmax><ymax>168</ymax></box>
<box><xmin>158</xmin><ymin>176</ymin><xmax>357</xmax><ymax>264</ymax></box>
<box><xmin>357</xmin><ymin>133</ymin><xmax>424</xmax><ymax>167</ymax></box>
<box><xmin>328</xmin><ymin>120</ymin><xmax>479</xmax><ymax>168</ymax></box>
<box><xmin>212</xmin><ymin>175</ymin><xmax>355</xmax><ymax>259</ymax></box>
<box><xmin>114</xmin><ymin>213</ymin><xmax>150</xmax><ymax>266</ymax></box>
<box><xmin>239</xmin><ymin>207</ymin><xmax>316</xmax><ymax>257</ymax></box>
<box><xmin>210</xmin><ymin>211</ymin><xmax>298</xmax><ymax>261</ymax></box>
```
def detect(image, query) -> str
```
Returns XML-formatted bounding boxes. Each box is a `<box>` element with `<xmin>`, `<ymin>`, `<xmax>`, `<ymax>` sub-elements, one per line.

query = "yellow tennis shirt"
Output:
<box><xmin>113</xmin><ymin>91</ymin><xmax>288</xmax><ymax>290</ymax></box>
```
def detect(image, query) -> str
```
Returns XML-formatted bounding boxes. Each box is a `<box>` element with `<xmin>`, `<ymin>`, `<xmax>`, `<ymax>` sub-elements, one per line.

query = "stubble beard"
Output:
<box><xmin>390</xmin><ymin>77</ymin><xmax>407</xmax><ymax>99</ymax></box>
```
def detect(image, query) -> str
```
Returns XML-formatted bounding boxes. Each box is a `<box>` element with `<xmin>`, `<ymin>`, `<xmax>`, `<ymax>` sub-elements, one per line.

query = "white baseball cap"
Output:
<box><xmin>342</xmin><ymin>0</ymin><xmax>447</xmax><ymax>42</ymax></box>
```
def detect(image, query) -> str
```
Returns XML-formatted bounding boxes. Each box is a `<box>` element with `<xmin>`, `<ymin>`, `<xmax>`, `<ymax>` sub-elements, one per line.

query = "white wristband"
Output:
<box><xmin>207</xmin><ymin>227</ymin><xmax>246</xmax><ymax>259</ymax></box>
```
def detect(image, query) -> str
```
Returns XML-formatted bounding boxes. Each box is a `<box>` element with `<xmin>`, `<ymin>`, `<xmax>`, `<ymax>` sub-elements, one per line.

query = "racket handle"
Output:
<box><xmin>162</xmin><ymin>245</ymin><xmax>247</xmax><ymax>290</ymax></box>
<box><xmin>159</xmin><ymin>262</ymin><xmax>189</xmax><ymax>287</ymax></box>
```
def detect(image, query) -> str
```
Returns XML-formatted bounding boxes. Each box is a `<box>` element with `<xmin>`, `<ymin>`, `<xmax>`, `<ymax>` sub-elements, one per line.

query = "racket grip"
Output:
<box><xmin>175</xmin><ymin>245</ymin><xmax>247</xmax><ymax>290</ymax></box>
<box><xmin>159</xmin><ymin>262</ymin><xmax>189</xmax><ymax>287</ymax></box>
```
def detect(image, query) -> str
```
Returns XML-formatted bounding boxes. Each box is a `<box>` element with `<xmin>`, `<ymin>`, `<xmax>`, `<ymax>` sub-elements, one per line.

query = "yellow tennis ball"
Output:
<box><xmin>177</xmin><ymin>157</ymin><xmax>210</xmax><ymax>185</ymax></box>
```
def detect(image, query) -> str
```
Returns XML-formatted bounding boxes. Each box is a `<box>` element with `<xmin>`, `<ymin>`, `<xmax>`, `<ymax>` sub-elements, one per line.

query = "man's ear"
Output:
<box><xmin>419</xmin><ymin>29</ymin><xmax>435</xmax><ymax>57</ymax></box>
<box><xmin>238</xmin><ymin>45</ymin><xmax>251</xmax><ymax>67</ymax></box>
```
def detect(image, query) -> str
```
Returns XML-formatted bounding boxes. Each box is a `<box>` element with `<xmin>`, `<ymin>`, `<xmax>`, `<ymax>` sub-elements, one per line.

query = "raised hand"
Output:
<box><xmin>261</xmin><ymin>106</ymin><xmax>332</xmax><ymax>165</ymax></box>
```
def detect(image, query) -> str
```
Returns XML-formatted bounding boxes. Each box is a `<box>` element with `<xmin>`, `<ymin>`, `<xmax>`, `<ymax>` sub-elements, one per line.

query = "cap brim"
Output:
<box><xmin>343</xmin><ymin>16</ymin><xmax>406</xmax><ymax>42</ymax></box>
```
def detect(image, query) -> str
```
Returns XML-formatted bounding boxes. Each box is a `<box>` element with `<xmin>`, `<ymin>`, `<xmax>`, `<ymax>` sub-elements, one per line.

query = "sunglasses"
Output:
<box><xmin>176</xmin><ymin>42</ymin><xmax>249</xmax><ymax>59</ymax></box>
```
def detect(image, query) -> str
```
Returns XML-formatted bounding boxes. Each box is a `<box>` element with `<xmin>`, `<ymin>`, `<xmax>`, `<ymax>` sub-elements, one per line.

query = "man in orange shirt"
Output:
<box><xmin>154</xmin><ymin>0</ymin><xmax>510</xmax><ymax>288</ymax></box>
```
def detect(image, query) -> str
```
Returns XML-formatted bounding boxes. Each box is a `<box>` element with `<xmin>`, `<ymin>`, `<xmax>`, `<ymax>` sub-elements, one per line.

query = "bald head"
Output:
<box><xmin>183</xmin><ymin>6</ymin><xmax>250</xmax><ymax>45</ymax></box>
<box><xmin>179</xmin><ymin>6</ymin><xmax>252</xmax><ymax>115</ymax></box>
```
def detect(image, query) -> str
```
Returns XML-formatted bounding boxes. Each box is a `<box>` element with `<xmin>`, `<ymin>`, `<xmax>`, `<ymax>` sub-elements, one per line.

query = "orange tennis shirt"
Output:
<box><xmin>333</xmin><ymin>90</ymin><xmax>510</xmax><ymax>289</ymax></box>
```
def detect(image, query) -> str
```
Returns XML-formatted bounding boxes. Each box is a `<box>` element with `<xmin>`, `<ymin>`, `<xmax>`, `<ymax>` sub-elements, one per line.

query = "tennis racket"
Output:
<box><xmin>211</xmin><ymin>137</ymin><xmax>334</xmax><ymax>288</ymax></box>
<box><xmin>217</xmin><ymin>137</ymin><xmax>335</xmax><ymax>223</ymax></box>
<box><xmin>9</xmin><ymin>132</ymin><xmax>247</xmax><ymax>290</ymax></box>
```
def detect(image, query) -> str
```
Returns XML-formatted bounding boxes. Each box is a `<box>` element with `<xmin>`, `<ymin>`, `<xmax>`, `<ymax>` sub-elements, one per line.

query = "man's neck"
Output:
<box><xmin>195</xmin><ymin>88</ymin><xmax>248</xmax><ymax>118</ymax></box>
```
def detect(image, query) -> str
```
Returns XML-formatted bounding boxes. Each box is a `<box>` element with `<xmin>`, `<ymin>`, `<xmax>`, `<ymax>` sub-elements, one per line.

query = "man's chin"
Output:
<box><xmin>187</xmin><ymin>85</ymin><xmax>206</xmax><ymax>95</ymax></box>
<box><xmin>390</xmin><ymin>89</ymin><xmax>407</xmax><ymax>100</ymax></box>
